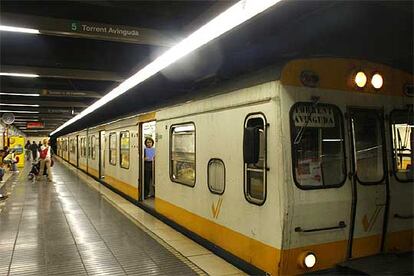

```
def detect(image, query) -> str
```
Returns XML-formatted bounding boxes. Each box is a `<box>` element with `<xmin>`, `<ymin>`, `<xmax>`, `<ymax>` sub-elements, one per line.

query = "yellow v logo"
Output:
<box><xmin>211</xmin><ymin>198</ymin><xmax>223</xmax><ymax>219</ymax></box>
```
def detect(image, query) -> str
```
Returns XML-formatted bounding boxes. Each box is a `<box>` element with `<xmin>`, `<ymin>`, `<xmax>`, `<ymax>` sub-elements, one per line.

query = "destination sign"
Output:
<box><xmin>293</xmin><ymin>105</ymin><xmax>335</xmax><ymax>128</ymax></box>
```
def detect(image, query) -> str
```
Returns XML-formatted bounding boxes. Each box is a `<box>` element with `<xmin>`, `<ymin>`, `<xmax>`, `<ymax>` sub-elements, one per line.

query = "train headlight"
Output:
<box><xmin>304</xmin><ymin>253</ymin><xmax>316</xmax><ymax>268</ymax></box>
<box><xmin>354</xmin><ymin>71</ymin><xmax>367</xmax><ymax>88</ymax></box>
<box><xmin>299</xmin><ymin>252</ymin><xmax>317</xmax><ymax>269</ymax></box>
<box><xmin>371</xmin><ymin>73</ymin><xmax>383</xmax><ymax>89</ymax></box>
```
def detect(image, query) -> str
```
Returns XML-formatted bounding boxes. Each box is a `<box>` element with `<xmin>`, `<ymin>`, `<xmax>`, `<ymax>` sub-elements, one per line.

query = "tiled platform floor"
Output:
<box><xmin>0</xmin><ymin>162</ymin><xmax>201</xmax><ymax>276</ymax></box>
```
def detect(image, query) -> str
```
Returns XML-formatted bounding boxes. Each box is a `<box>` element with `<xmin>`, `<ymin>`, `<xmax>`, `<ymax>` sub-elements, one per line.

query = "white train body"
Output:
<box><xmin>56</xmin><ymin>58</ymin><xmax>413</xmax><ymax>275</ymax></box>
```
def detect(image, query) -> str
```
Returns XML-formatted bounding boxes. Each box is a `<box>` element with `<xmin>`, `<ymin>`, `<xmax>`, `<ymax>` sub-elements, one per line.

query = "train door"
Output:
<box><xmin>386</xmin><ymin>109</ymin><xmax>413</xmax><ymax>252</ymax></box>
<box><xmin>348</xmin><ymin>108</ymin><xmax>388</xmax><ymax>259</ymax></box>
<box><xmin>76</xmin><ymin>135</ymin><xmax>80</xmax><ymax>168</ymax></box>
<box><xmin>139</xmin><ymin>121</ymin><xmax>156</xmax><ymax>203</ymax></box>
<box><xmin>99</xmin><ymin>131</ymin><xmax>106</xmax><ymax>179</ymax></box>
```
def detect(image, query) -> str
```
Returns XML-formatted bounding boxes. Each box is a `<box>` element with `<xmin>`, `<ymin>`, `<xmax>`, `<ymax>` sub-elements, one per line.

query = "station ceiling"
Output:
<box><xmin>0</xmin><ymin>0</ymin><xmax>412</xmax><ymax>137</ymax></box>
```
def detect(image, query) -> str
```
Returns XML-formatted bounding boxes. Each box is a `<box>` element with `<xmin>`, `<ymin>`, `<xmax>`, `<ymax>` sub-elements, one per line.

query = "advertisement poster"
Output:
<box><xmin>9</xmin><ymin>136</ymin><xmax>25</xmax><ymax>168</ymax></box>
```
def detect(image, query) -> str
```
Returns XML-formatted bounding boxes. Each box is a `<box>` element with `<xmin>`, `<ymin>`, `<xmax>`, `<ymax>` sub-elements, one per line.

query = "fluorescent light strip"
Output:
<box><xmin>0</xmin><ymin>72</ymin><xmax>39</xmax><ymax>78</ymax></box>
<box><xmin>0</xmin><ymin>92</ymin><xmax>40</xmax><ymax>97</ymax></box>
<box><xmin>0</xmin><ymin>110</ymin><xmax>39</xmax><ymax>113</ymax></box>
<box><xmin>0</xmin><ymin>25</ymin><xmax>40</xmax><ymax>34</ymax></box>
<box><xmin>0</xmin><ymin>103</ymin><xmax>40</xmax><ymax>107</ymax></box>
<box><xmin>50</xmin><ymin>0</ymin><xmax>281</xmax><ymax>136</ymax></box>
<box><xmin>14</xmin><ymin>119</ymin><xmax>40</xmax><ymax>121</ymax></box>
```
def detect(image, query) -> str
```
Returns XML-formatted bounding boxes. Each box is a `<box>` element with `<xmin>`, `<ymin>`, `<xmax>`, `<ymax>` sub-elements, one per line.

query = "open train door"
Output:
<box><xmin>137</xmin><ymin>113</ymin><xmax>156</xmax><ymax>204</ymax></box>
<box><xmin>348</xmin><ymin>108</ymin><xmax>389</xmax><ymax>259</ymax></box>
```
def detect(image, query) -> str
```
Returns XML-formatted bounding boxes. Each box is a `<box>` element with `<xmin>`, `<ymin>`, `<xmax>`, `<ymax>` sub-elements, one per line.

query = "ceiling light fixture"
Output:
<box><xmin>0</xmin><ymin>110</ymin><xmax>39</xmax><ymax>113</ymax></box>
<box><xmin>14</xmin><ymin>119</ymin><xmax>40</xmax><ymax>121</ymax></box>
<box><xmin>0</xmin><ymin>92</ymin><xmax>40</xmax><ymax>97</ymax></box>
<box><xmin>0</xmin><ymin>25</ymin><xmax>40</xmax><ymax>34</ymax></box>
<box><xmin>50</xmin><ymin>0</ymin><xmax>281</xmax><ymax>136</ymax></box>
<box><xmin>0</xmin><ymin>72</ymin><xmax>39</xmax><ymax>78</ymax></box>
<box><xmin>0</xmin><ymin>103</ymin><xmax>40</xmax><ymax>107</ymax></box>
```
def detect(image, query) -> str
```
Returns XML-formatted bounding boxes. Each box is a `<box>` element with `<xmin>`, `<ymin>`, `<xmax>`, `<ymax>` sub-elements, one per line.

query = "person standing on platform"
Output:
<box><xmin>30</xmin><ymin>141</ymin><xmax>38</xmax><ymax>161</ymax></box>
<box><xmin>25</xmin><ymin>140</ymin><xmax>31</xmax><ymax>161</ymax></box>
<box><xmin>144</xmin><ymin>137</ymin><xmax>155</xmax><ymax>199</ymax></box>
<box><xmin>37</xmin><ymin>139</ymin><xmax>53</xmax><ymax>182</ymax></box>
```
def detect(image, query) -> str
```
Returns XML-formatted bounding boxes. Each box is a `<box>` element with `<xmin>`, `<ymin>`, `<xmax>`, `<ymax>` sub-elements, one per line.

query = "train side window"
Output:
<box><xmin>243</xmin><ymin>113</ymin><xmax>267</xmax><ymax>205</ymax></box>
<box><xmin>91</xmin><ymin>135</ymin><xmax>96</xmax><ymax>160</ymax></box>
<box><xmin>290</xmin><ymin>103</ymin><xmax>346</xmax><ymax>189</ymax></box>
<box><xmin>208</xmin><ymin>159</ymin><xmax>225</xmax><ymax>194</ymax></box>
<box><xmin>109</xmin><ymin>132</ymin><xmax>117</xmax><ymax>165</ymax></box>
<box><xmin>170</xmin><ymin>123</ymin><xmax>196</xmax><ymax>187</ymax></box>
<box><xmin>120</xmin><ymin>131</ymin><xmax>130</xmax><ymax>169</ymax></box>
<box><xmin>352</xmin><ymin>110</ymin><xmax>385</xmax><ymax>184</ymax></box>
<box><xmin>390</xmin><ymin>109</ymin><xmax>413</xmax><ymax>182</ymax></box>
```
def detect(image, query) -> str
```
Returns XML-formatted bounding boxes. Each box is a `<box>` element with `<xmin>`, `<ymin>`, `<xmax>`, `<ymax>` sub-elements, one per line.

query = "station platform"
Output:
<box><xmin>0</xmin><ymin>159</ymin><xmax>245</xmax><ymax>276</ymax></box>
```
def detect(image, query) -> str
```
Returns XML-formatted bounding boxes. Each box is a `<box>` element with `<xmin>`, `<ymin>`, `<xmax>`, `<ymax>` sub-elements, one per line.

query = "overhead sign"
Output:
<box><xmin>293</xmin><ymin>105</ymin><xmax>335</xmax><ymax>128</ymax></box>
<box><xmin>2</xmin><ymin>13</ymin><xmax>175</xmax><ymax>46</ymax></box>
<box><xmin>27</xmin><ymin>122</ymin><xmax>44</xmax><ymax>129</ymax></box>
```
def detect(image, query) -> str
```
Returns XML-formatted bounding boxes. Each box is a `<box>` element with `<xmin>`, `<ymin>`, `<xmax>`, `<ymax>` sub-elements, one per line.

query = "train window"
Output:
<box><xmin>244</xmin><ymin>113</ymin><xmax>267</xmax><ymax>204</ymax></box>
<box><xmin>208</xmin><ymin>159</ymin><xmax>225</xmax><ymax>194</ymax></box>
<box><xmin>109</xmin><ymin>132</ymin><xmax>117</xmax><ymax>165</ymax></box>
<box><xmin>91</xmin><ymin>136</ymin><xmax>96</xmax><ymax>160</ymax></box>
<box><xmin>352</xmin><ymin>110</ymin><xmax>385</xmax><ymax>184</ymax></box>
<box><xmin>390</xmin><ymin>109</ymin><xmax>413</xmax><ymax>182</ymax></box>
<box><xmin>290</xmin><ymin>103</ymin><xmax>346</xmax><ymax>189</ymax></box>
<box><xmin>170</xmin><ymin>123</ymin><xmax>196</xmax><ymax>186</ymax></box>
<box><xmin>120</xmin><ymin>131</ymin><xmax>130</xmax><ymax>169</ymax></box>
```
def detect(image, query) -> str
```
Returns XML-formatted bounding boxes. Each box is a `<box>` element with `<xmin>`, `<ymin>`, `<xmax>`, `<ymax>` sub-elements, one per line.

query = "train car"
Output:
<box><xmin>97</xmin><ymin>116</ymin><xmax>140</xmax><ymax>200</ymax></box>
<box><xmin>57</xmin><ymin>58</ymin><xmax>413</xmax><ymax>275</ymax></box>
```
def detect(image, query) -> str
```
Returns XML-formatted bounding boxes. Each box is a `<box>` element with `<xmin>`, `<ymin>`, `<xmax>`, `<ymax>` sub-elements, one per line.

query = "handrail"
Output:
<box><xmin>295</xmin><ymin>221</ymin><xmax>346</xmax><ymax>233</ymax></box>
<box><xmin>394</xmin><ymin>214</ymin><xmax>414</xmax><ymax>219</ymax></box>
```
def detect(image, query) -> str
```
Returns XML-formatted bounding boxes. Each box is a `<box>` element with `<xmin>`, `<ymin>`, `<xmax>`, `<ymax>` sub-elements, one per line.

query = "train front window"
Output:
<box><xmin>390</xmin><ymin>109</ymin><xmax>413</xmax><ymax>182</ymax></box>
<box><xmin>352</xmin><ymin>110</ymin><xmax>385</xmax><ymax>184</ymax></box>
<box><xmin>291</xmin><ymin>103</ymin><xmax>346</xmax><ymax>189</ymax></box>
<box><xmin>170</xmin><ymin>123</ymin><xmax>196</xmax><ymax>186</ymax></box>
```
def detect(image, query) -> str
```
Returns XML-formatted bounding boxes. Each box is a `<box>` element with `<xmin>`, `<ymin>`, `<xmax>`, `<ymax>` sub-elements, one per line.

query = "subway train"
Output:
<box><xmin>56</xmin><ymin>58</ymin><xmax>413</xmax><ymax>275</ymax></box>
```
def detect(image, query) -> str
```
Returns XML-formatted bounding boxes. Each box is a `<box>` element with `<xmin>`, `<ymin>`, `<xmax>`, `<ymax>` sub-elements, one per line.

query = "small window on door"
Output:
<box><xmin>352</xmin><ymin>109</ymin><xmax>385</xmax><ymax>184</ymax></box>
<box><xmin>243</xmin><ymin>113</ymin><xmax>267</xmax><ymax>205</ymax></box>
<box><xmin>390</xmin><ymin>109</ymin><xmax>413</xmax><ymax>182</ymax></box>
<box><xmin>208</xmin><ymin>159</ymin><xmax>225</xmax><ymax>194</ymax></box>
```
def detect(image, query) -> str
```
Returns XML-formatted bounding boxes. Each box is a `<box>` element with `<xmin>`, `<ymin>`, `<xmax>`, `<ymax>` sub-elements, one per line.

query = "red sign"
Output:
<box><xmin>27</xmin><ymin>122</ymin><xmax>44</xmax><ymax>129</ymax></box>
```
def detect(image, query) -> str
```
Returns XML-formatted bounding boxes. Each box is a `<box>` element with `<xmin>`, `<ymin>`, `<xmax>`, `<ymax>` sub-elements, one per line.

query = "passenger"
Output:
<box><xmin>37</xmin><ymin>141</ymin><xmax>42</xmax><ymax>152</ymax></box>
<box><xmin>37</xmin><ymin>139</ymin><xmax>53</xmax><ymax>182</ymax></box>
<box><xmin>3</xmin><ymin>149</ymin><xmax>18</xmax><ymax>172</ymax></box>
<box><xmin>144</xmin><ymin>137</ymin><xmax>155</xmax><ymax>199</ymax></box>
<box><xmin>30</xmin><ymin>141</ymin><xmax>38</xmax><ymax>161</ymax></box>
<box><xmin>25</xmin><ymin>140</ymin><xmax>31</xmax><ymax>160</ymax></box>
